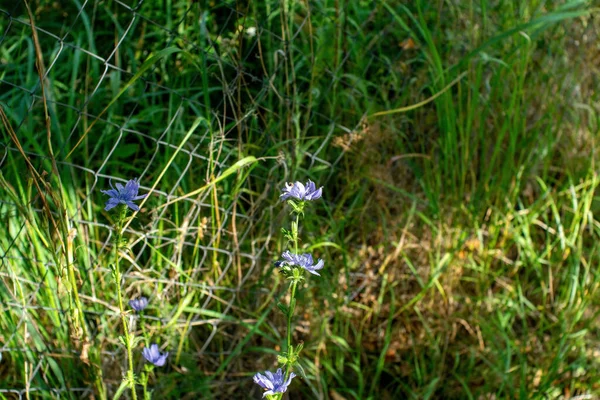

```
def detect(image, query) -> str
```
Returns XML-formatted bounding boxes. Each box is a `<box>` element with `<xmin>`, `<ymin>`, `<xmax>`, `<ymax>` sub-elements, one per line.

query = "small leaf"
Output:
<box><xmin>277</xmin><ymin>355</ymin><xmax>288</xmax><ymax>364</ymax></box>
<box><xmin>295</xmin><ymin>362</ymin><xmax>308</xmax><ymax>379</ymax></box>
<box><xmin>276</xmin><ymin>302</ymin><xmax>289</xmax><ymax>316</ymax></box>
<box><xmin>113</xmin><ymin>379</ymin><xmax>130</xmax><ymax>400</ymax></box>
<box><xmin>131</xmin><ymin>335</ymin><xmax>144</xmax><ymax>348</ymax></box>
<box><xmin>329</xmin><ymin>335</ymin><xmax>351</xmax><ymax>352</ymax></box>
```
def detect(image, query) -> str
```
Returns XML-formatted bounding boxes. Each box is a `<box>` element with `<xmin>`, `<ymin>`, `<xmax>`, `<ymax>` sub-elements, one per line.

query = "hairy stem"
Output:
<box><xmin>294</xmin><ymin>213</ymin><xmax>300</xmax><ymax>254</ymax></box>
<box><xmin>141</xmin><ymin>368</ymin><xmax>150</xmax><ymax>400</ymax></box>
<box><xmin>114</xmin><ymin>206</ymin><xmax>137</xmax><ymax>400</ymax></box>
<box><xmin>140</xmin><ymin>314</ymin><xmax>150</xmax><ymax>397</ymax></box>
<box><xmin>285</xmin><ymin>280</ymin><xmax>298</xmax><ymax>377</ymax></box>
<box><xmin>283</xmin><ymin>211</ymin><xmax>302</xmax><ymax>388</ymax></box>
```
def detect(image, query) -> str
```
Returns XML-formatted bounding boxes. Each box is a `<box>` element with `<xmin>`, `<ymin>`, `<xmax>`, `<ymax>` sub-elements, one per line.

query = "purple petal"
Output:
<box><xmin>306</xmin><ymin>187</ymin><xmax>323</xmax><ymax>200</ymax></box>
<box><xmin>115</xmin><ymin>183</ymin><xmax>124</xmax><ymax>191</ymax></box>
<box><xmin>150</xmin><ymin>344</ymin><xmax>160</xmax><ymax>359</ymax></box>
<box><xmin>281</xmin><ymin>251</ymin><xmax>294</xmax><ymax>263</ymax></box>
<box><xmin>303</xmin><ymin>253</ymin><xmax>314</xmax><ymax>266</ymax></box>
<box><xmin>104</xmin><ymin>198</ymin><xmax>119</xmax><ymax>211</ymax></box>
<box><xmin>125</xmin><ymin>179</ymin><xmax>138</xmax><ymax>191</ymax></box>
<box><xmin>126</xmin><ymin>201</ymin><xmax>139</xmax><ymax>211</ymax></box>
<box><xmin>265</xmin><ymin>370</ymin><xmax>275</xmax><ymax>382</ymax></box>
<box><xmin>154</xmin><ymin>352</ymin><xmax>168</xmax><ymax>367</ymax></box>
<box><xmin>283</xmin><ymin>372</ymin><xmax>296</xmax><ymax>388</ymax></box>
<box><xmin>314</xmin><ymin>258</ymin><xmax>324</xmax><ymax>268</ymax></box>
<box><xmin>274</xmin><ymin>368</ymin><xmax>283</xmax><ymax>381</ymax></box>
<box><xmin>125</xmin><ymin>179</ymin><xmax>140</xmax><ymax>198</ymax></box>
<box><xmin>101</xmin><ymin>189</ymin><xmax>120</xmax><ymax>198</ymax></box>
<box><xmin>280</xmin><ymin>183</ymin><xmax>293</xmax><ymax>198</ymax></box>
<box><xmin>254</xmin><ymin>373</ymin><xmax>274</xmax><ymax>390</ymax></box>
<box><xmin>295</xmin><ymin>182</ymin><xmax>306</xmax><ymax>198</ymax></box>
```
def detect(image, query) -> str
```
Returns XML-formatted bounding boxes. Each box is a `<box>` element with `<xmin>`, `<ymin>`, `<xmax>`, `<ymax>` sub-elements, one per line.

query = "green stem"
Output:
<box><xmin>294</xmin><ymin>213</ymin><xmax>299</xmax><ymax>254</ymax></box>
<box><xmin>114</xmin><ymin>206</ymin><xmax>137</xmax><ymax>400</ymax></box>
<box><xmin>142</xmin><ymin>369</ymin><xmax>149</xmax><ymax>400</ymax></box>
<box><xmin>140</xmin><ymin>314</ymin><xmax>150</xmax><ymax>396</ymax></box>
<box><xmin>285</xmin><ymin>280</ymin><xmax>298</xmax><ymax>371</ymax></box>
<box><xmin>283</xmin><ymin>211</ymin><xmax>302</xmax><ymax>388</ymax></box>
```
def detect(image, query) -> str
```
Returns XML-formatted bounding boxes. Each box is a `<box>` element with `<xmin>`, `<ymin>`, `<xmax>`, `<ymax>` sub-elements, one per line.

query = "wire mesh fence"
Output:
<box><xmin>0</xmin><ymin>0</ymin><xmax>387</xmax><ymax>398</ymax></box>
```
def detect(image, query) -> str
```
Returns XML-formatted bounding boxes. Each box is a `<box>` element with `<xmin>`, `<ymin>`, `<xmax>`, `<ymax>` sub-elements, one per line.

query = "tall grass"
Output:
<box><xmin>1</xmin><ymin>0</ymin><xmax>599</xmax><ymax>399</ymax></box>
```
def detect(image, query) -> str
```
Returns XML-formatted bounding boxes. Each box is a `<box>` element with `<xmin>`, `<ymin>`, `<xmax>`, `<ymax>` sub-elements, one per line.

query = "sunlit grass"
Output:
<box><xmin>1</xmin><ymin>0</ymin><xmax>599</xmax><ymax>399</ymax></box>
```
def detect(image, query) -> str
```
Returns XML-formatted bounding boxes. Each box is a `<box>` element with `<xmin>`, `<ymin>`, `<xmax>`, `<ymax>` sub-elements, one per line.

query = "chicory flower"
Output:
<box><xmin>129</xmin><ymin>297</ymin><xmax>148</xmax><ymax>312</ymax></box>
<box><xmin>101</xmin><ymin>178</ymin><xmax>147</xmax><ymax>212</ymax></box>
<box><xmin>280</xmin><ymin>250</ymin><xmax>324</xmax><ymax>276</ymax></box>
<box><xmin>142</xmin><ymin>344</ymin><xmax>168</xmax><ymax>367</ymax></box>
<box><xmin>253</xmin><ymin>368</ymin><xmax>296</xmax><ymax>398</ymax></box>
<box><xmin>280</xmin><ymin>180</ymin><xmax>322</xmax><ymax>201</ymax></box>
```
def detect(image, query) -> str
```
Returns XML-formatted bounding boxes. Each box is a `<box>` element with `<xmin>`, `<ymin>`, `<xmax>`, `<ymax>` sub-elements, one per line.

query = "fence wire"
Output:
<box><xmin>0</xmin><ymin>0</ymin><xmax>392</xmax><ymax>398</ymax></box>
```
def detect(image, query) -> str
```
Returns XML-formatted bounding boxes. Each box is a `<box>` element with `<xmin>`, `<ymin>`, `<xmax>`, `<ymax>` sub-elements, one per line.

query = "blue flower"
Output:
<box><xmin>128</xmin><ymin>297</ymin><xmax>148</xmax><ymax>312</ymax></box>
<box><xmin>281</xmin><ymin>250</ymin><xmax>324</xmax><ymax>276</ymax></box>
<box><xmin>101</xmin><ymin>178</ymin><xmax>147</xmax><ymax>212</ymax></box>
<box><xmin>253</xmin><ymin>368</ymin><xmax>296</xmax><ymax>398</ymax></box>
<box><xmin>280</xmin><ymin>180</ymin><xmax>322</xmax><ymax>201</ymax></box>
<box><xmin>142</xmin><ymin>344</ymin><xmax>168</xmax><ymax>367</ymax></box>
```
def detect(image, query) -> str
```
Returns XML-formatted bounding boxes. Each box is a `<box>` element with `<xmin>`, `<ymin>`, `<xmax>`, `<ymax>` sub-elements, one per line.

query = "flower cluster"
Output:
<box><xmin>128</xmin><ymin>296</ymin><xmax>169</xmax><ymax>367</ymax></box>
<box><xmin>254</xmin><ymin>179</ymin><xmax>324</xmax><ymax>398</ymax></box>
<box><xmin>103</xmin><ymin>177</ymin><xmax>325</xmax><ymax>398</ymax></box>
<box><xmin>103</xmin><ymin>178</ymin><xmax>167</xmax><ymax>399</ymax></box>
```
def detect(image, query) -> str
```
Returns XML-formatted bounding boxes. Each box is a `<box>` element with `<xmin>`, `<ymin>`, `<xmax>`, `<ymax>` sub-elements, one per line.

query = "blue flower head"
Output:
<box><xmin>253</xmin><ymin>368</ymin><xmax>296</xmax><ymax>398</ymax></box>
<box><xmin>142</xmin><ymin>344</ymin><xmax>168</xmax><ymax>367</ymax></box>
<box><xmin>281</xmin><ymin>250</ymin><xmax>324</xmax><ymax>276</ymax></box>
<box><xmin>101</xmin><ymin>178</ymin><xmax>147</xmax><ymax>212</ymax></box>
<box><xmin>129</xmin><ymin>296</ymin><xmax>148</xmax><ymax>312</ymax></box>
<box><xmin>280</xmin><ymin>180</ymin><xmax>322</xmax><ymax>202</ymax></box>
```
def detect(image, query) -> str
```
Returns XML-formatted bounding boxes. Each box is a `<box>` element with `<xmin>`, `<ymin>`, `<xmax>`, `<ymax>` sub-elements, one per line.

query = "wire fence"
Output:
<box><xmin>0</xmin><ymin>0</ymin><xmax>388</xmax><ymax>398</ymax></box>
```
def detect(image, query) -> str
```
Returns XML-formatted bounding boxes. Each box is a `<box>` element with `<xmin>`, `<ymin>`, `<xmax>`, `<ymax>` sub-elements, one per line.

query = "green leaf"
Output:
<box><xmin>295</xmin><ymin>362</ymin><xmax>308</xmax><ymax>380</ymax></box>
<box><xmin>131</xmin><ymin>335</ymin><xmax>144</xmax><ymax>348</ymax></box>
<box><xmin>113</xmin><ymin>379</ymin><xmax>130</xmax><ymax>400</ymax></box>
<box><xmin>277</xmin><ymin>354</ymin><xmax>288</xmax><ymax>364</ymax></box>
<box><xmin>329</xmin><ymin>335</ymin><xmax>351</xmax><ymax>352</ymax></box>
<box><xmin>276</xmin><ymin>302</ymin><xmax>289</xmax><ymax>316</ymax></box>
